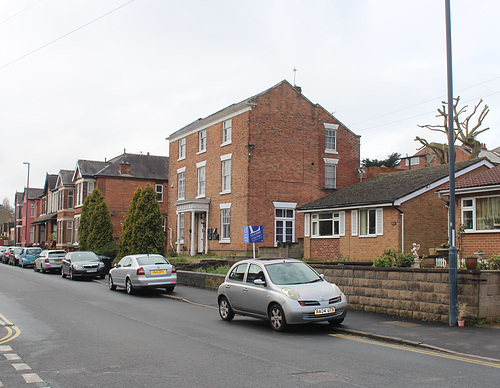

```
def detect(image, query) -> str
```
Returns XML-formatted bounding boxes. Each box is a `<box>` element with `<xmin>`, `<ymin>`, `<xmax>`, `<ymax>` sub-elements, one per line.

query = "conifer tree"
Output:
<box><xmin>131</xmin><ymin>185</ymin><xmax>166</xmax><ymax>256</ymax></box>
<box><xmin>117</xmin><ymin>187</ymin><xmax>142</xmax><ymax>259</ymax></box>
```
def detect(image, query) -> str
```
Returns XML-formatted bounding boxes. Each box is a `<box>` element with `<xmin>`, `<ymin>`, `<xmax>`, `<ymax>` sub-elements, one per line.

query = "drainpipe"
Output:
<box><xmin>437</xmin><ymin>192</ymin><xmax>450</xmax><ymax>243</ymax></box>
<box><xmin>393</xmin><ymin>205</ymin><xmax>404</xmax><ymax>252</ymax></box>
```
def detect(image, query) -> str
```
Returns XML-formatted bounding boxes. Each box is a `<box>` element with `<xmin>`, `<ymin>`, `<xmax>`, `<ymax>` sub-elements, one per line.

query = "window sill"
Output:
<box><xmin>324</xmin><ymin>149</ymin><xmax>338</xmax><ymax>155</ymax></box>
<box><xmin>195</xmin><ymin>194</ymin><xmax>206</xmax><ymax>199</ymax></box>
<box><xmin>197</xmin><ymin>150</ymin><xmax>207</xmax><ymax>155</ymax></box>
<box><xmin>221</xmin><ymin>141</ymin><xmax>232</xmax><ymax>147</ymax></box>
<box><xmin>219</xmin><ymin>239</ymin><xmax>231</xmax><ymax>244</ymax></box>
<box><xmin>310</xmin><ymin>235</ymin><xmax>341</xmax><ymax>239</ymax></box>
<box><xmin>177</xmin><ymin>156</ymin><xmax>186</xmax><ymax>162</ymax></box>
<box><xmin>220</xmin><ymin>190</ymin><xmax>231</xmax><ymax>195</ymax></box>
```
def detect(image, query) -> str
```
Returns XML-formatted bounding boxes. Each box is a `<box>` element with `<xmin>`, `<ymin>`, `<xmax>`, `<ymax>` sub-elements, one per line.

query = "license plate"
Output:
<box><xmin>86</xmin><ymin>269</ymin><xmax>97</xmax><ymax>273</ymax></box>
<box><xmin>314</xmin><ymin>307</ymin><xmax>335</xmax><ymax>315</ymax></box>
<box><xmin>151</xmin><ymin>270</ymin><xmax>166</xmax><ymax>274</ymax></box>
<box><xmin>55</xmin><ymin>260</ymin><xmax>61</xmax><ymax>264</ymax></box>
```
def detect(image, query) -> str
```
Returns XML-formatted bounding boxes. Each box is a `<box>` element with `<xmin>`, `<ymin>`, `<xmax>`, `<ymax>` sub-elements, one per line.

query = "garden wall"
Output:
<box><xmin>177</xmin><ymin>267</ymin><xmax>500</xmax><ymax>324</ymax></box>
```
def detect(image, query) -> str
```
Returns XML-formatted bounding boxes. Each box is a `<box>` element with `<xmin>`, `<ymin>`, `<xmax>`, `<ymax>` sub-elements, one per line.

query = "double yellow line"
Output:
<box><xmin>330</xmin><ymin>333</ymin><xmax>500</xmax><ymax>369</ymax></box>
<box><xmin>0</xmin><ymin>314</ymin><xmax>21</xmax><ymax>344</ymax></box>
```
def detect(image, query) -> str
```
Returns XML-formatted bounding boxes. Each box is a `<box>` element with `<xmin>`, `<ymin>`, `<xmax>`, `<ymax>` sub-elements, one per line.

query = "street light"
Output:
<box><xmin>23</xmin><ymin>162</ymin><xmax>30</xmax><ymax>247</ymax></box>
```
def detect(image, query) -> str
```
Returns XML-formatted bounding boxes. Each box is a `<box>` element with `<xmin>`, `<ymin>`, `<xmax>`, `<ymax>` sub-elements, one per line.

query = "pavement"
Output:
<box><xmin>166</xmin><ymin>284</ymin><xmax>500</xmax><ymax>362</ymax></box>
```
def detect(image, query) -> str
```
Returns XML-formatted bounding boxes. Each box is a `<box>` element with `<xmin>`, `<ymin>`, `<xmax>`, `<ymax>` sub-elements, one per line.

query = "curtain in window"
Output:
<box><xmin>476</xmin><ymin>196</ymin><xmax>500</xmax><ymax>230</ymax></box>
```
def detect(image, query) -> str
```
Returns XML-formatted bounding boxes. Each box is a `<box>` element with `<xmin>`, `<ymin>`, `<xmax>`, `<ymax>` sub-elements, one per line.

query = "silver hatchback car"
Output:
<box><xmin>218</xmin><ymin>258</ymin><xmax>348</xmax><ymax>331</ymax></box>
<box><xmin>108</xmin><ymin>254</ymin><xmax>177</xmax><ymax>294</ymax></box>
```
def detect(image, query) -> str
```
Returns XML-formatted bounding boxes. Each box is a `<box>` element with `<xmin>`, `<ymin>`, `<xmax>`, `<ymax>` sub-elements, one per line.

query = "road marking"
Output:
<box><xmin>12</xmin><ymin>363</ymin><xmax>32</xmax><ymax>371</ymax></box>
<box><xmin>0</xmin><ymin>345</ymin><xmax>13</xmax><ymax>352</ymax></box>
<box><xmin>4</xmin><ymin>353</ymin><xmax>21</xmax><ymax>360</ymax></box>
<box><xmin>0</xmin><ymin>314</ymin><xmax>21</xmax><ymax>344</ymax></box>
<box><xmin>22</xmin><ymin>373</ymin><xmax>44</xmax><ymax>383</ymax></box>
<box><xmin>330</xmin><ymin>333</ymin><xmax>500</xmax><ymax>369</ymax></box>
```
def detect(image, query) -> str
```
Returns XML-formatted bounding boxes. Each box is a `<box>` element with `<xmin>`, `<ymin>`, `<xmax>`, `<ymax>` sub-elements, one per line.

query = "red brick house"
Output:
<box><xmin>54</xmin><ymin>170</ymin><xmax>76</xmax><ymax>250</ymax></box>
<box><xmin>437</xmin><ymin>165</ymin><xmax>500</xmax><ymax>258</ymax></box>
<box><xmin>31</xmin><ymin>173</ymin><xmax>58</xmax><ymax>248</ymax></box>
<box><xmin>72</xmin><ymin>152</ymin><xmax>169</xmax><ymax>248</ymax></box>
<box><xmin>298</xmin><ymin>159</ymin><xmax>494</xmax><ymax>261</ymax></box>
<box><xmin>167</xmin><ymin>80</ymin><xmax>360</xmax><ymax>256</ymax></box>
<box><xmin>19</xmin><ymin>187</ymin><xmax>44</xmax><ymax>247</ymax></box>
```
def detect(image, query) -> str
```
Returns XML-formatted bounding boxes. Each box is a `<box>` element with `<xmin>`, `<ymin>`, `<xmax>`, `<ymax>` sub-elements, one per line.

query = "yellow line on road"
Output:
<box><xmin>329</xmin><ymin>333</ymin><xmax>500</xmax><ymax>369</ymax></box>
<box><xmin>0</xmin><ymin>314</ymin><xmax>21</xmax><ymax>344</ymax></box>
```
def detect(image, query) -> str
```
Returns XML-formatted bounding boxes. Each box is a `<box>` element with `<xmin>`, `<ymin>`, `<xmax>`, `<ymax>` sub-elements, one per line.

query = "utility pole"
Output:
<box><xmin>23</xmin><ymin>162</ymin><xmax>30</xmax><ymax>247</ymax></box>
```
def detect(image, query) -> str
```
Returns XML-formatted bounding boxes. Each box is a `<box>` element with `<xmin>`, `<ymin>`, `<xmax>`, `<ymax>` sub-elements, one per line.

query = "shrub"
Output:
<box><xmin>373</xmin><ymin>249</ymin><xmax>414</xmax><ymax>268</ymax></box>
<box><xmin>486</xmin><ymin>254</ymin><xmax>500</xmax><ymax>270</ymax></box>
<box><xmin>195</xmin><ymin>265</ymin><xmax>230</xmax><ymax>275</ymax></box>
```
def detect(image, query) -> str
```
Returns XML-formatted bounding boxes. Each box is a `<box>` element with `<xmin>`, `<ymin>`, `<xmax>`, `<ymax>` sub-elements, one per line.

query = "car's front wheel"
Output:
<box><xmin>108</xmin><ymin>275</ymin><xmax>116</xmax><ymax>290</ymax></box>
<box><xmin>61</xmin><ymin>268</ymin><xmax>66</xmax><ymax>278</ymax></box>
<box><xmin>269</xmin><ymin>304</ymin><xmax>287</xmax><ymax>332</ymax></box>
<box><xmin>218</xmin><ymin>296</ymin><xmax>234</xmax><ymax>321</ymax></box>
<box><xmin>69</xmin><ymin>268</ymin><xmax>74</xmax><ymax>280</ymax></box>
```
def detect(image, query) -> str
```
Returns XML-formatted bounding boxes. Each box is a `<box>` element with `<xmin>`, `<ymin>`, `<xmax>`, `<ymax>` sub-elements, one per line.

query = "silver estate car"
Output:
<box><xmin>34</xmin><ymin>249</ymin><xmax>67</xmax><ymax>273</ymax></box>
<box><xmin>108</xmin><ymin>254</ymin><xmax>177</xmax><ymax>294</ymax></box>
<box><xmin>218</xmin><ymin>258</ymin><xmax>348</xmax><ymax>331</ymax></box>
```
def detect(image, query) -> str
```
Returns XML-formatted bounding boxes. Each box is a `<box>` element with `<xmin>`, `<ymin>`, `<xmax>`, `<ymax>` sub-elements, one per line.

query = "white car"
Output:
<box><xmin>34</xmin><ymin>249</ymin><xmax>67</xmax><ymax>273</ymax></box>
<box><xmin>108</xmin><ymin>254</ymin><xmax>177</xmax><ymax>294</ymax></box>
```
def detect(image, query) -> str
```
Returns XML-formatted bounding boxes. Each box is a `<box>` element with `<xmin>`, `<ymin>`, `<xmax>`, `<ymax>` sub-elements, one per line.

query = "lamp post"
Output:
<box><xmin>23</xmin><ymin>162</ymin><xmax>30</xmax><ymax>247</ymax></box>
<box><xmin>445</xmin><ymin>0</ymin><xmax>458</xmax><ymax>327</ymax></box>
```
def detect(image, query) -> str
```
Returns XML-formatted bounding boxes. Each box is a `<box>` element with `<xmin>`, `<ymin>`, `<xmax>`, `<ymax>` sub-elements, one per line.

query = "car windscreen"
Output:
<box><xmin>136</xmin><ymin>256</ymin><xmax>169</xmax><ymax>266</ymax></box>
<box><xmin>265</xmin><ymin>262</ymin><xmax>322</xmax><ymax>285</ymax></box>
<box><xmin>70</xmin><ymin>252</ymin><xmax>99</xmax><ymax>262</ymax></box>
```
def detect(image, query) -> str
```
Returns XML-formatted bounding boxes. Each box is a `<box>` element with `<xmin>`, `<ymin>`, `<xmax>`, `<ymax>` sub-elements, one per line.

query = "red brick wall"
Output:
<box><xmin>168</xmin><ymin>81</ymin><xmax>360</xmax><ymax>255</ymax></box>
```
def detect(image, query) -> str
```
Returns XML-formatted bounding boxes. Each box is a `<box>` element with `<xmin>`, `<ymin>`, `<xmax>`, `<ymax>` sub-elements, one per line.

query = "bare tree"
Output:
<box><xmin>415</xmin><ymin>97</ymin><xmax>490</xmax><ymax>162</ymax></box>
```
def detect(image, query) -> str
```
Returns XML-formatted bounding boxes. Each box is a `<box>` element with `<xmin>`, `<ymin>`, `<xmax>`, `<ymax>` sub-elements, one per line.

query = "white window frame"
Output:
<box><xmin>221</xmin><ymin>154</ymin><xmax>232</xmax><ymax>194</ymax></box>
<box><xmin>324</xmin><ymin>123</ymin><xmax>338</xmax><ymax>154</ymax></box>
<box><xmin>29</xmin><ymin>225</ymin><xmax>35</xmax><ymax>243</ymax></box>
<box><xmin>30</xmin><ymin>202</ymin><xmax>35</xmax><ymax>217</ymax></box>
<box><xmin>461</xmin><ymin>195</ymin><xmax>500</xmax><ymax>232</ymax></box>
<box><xmin>357</xmin><ymin>208</ymin><xmax>383</xmax><ymax>237</ymax></box>
<box><xmin>177</xmin><ymin>167</ymin><xmax>186</xmax><ymax>200</ymax></box>
<box><xmin>74</xmin><ymin>216</ymin><xmax>80</xmax><ymax>244</ymax></box>
<box><xmin>198</xmin><ymin>129</ymin><xmax>207</xmax><ymax>153</ymax></box>
<box><xmin>273</xmin><ymin>202</ymin><xmax>296</xmax><ymax>246</ymax></box>
<box><xmin>179</xmin><ymin>213</ymin><xmax>185</xmax><ymax>243</ymax></box>
<box><xmin>324</xmin><ymin>158</ymin><xmax>338</xmax><ymax>189</ymax></box>
<box><xmin>68</xmin><ymin>189</ymin><xmax>74</xmax><ymax>209</ymax></box>
<box><xmin>222</xmin><ymin>119</ymin><xmax>232</xmax><ymax>146</ymax></box>
<box><xmin>66</xmin><ymin>221</ymin><xmax>73</xmax><ymax>244</ymax></box>
<box><xmin>197</xmin><ymin>161</ymin><xmax>206</xmax><ymax>198</ymax></box>
<box><xmin>88</xmin><ymin>181</ymin><xmax>95</xmax><ymax>195</ymax></box>
<box><xmin>304</xmin><ymin>213</ymin><xmax>310</xmax><ymax>237</ymax></box>
<box><xmin>155</xmin><ymin>184</ymin><xmax>164</xmax><ymax>202</ymax></box>
<box><xmin>311</xmin><ymin>211</ymin><xmax>345</xmax><ymax>238</ymax></box>
<box><xmin>178</xmin><ymin>137</ymin><xmax>186</xmax><ymax>160</ymax></box>
<box><xmin>220</xmin><ymin>203</ymin><xmax>231</xmax><ymax>243</ymax></box>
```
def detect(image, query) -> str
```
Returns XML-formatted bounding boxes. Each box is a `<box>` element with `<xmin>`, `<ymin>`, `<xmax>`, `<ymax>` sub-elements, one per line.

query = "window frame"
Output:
<box><xmin>155</xmin><ymin>184</ymin><xmax>164</xmax><ymax>202</ymax></box>
<box><xmin>461</xmin><ymin>195</ymin><xmax>500</xmax><ymax>232</ymax></box>
<box><xmin>222</xmin><ymin>119</ymin><xmax>232</xmax><ymax>146</ymax></box>
<box><xmin>177</xmin><ymin>168</ymin><xmax>186</xmax><ymax>200</ymax></box>
<box><xmin>220</xmin><ymin>203</ymin><xmax>231</xmax><ymax>242</ymax></box>
<box><xmin>274</xmin><ymin>202</ymin><xmax>296</xmax><ymax>245</ymax></box>
<box><xmin>197</xmin><ymin>161</ymin><xmax>206</xmax><ymax>198</ymax></box>
<box><xmin>178</xmin><ymin>137</ymin><xmax>186</xmax><ymax>160</ymax></box>
<box><xmin>324</xmin><ymin>123</ymin><xmax>338</xmax><ymax>154</ymax></box>
<box><xmin>198</xmin><ymin>129</ymin><xmax>207</xmax><ymax>153</ymax></box>
<box><xmin>221</xmin><ymin>154</ymin><xmax>232</xmax><ymax>194</ymax></box>
<box><xmin>323</xmin><ymin>158</ymin><xmax>338</xmax><ymax>189</ymax></box>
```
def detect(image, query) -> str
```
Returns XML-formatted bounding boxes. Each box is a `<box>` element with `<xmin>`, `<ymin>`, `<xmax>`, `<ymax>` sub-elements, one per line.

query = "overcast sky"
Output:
<box><xmin>1</xmin><ymin>0</ymin><xmax>499</xmax><ymax>206</ymax></box>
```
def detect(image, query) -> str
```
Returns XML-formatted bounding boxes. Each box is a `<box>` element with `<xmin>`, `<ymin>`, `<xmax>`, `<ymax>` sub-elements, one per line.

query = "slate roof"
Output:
<box><xmin>99</xmin><ymin>153</ymin><xmax>169</xmax><ymax>180</ymax></box>
<box><xmin>58</xmin><ymin>170</ymin><xmax>75</xmax><ymax>186</ymax></box>
<box><xmin>298</xmin><ymin>159</ymin><xmax>487</xmax><ymax>211</ymax></box>
<box><xmin>26</xmin><ymin>188</ymin><xmax>44</xmax><ymax>200</ymax></box>
<box><xmin>76</xmin><ymin>160</ymin><xmax>110</xmax><ymax>177</ymax></box>
<box><xmin>43</xmin><ymin>174</ymin><xmax>58</xmax><ymax>193</ymax></box>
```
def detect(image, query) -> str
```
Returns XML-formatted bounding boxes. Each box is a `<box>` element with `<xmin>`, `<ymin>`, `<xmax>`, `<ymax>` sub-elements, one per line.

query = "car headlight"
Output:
<box><xmin>98</xmin><ymin>262</ymin><xmax>104</xmax><ymax>268</ymax></box>
<box><xmin>281</xmin><ymin>288</ymin><xmax>300</xmax><ymax>300</ymax></box>
<box><xmin>72</xmin><ymin>264</ymin><xmax>83</xmax><ymax>270</ymax></box>
<box><xmin>331</xmin><ymin>283</ymin><xmax>343</xmax><ymax>295</ymax></box>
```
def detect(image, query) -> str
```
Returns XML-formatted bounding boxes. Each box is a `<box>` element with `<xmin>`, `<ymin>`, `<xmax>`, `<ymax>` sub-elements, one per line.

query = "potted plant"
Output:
<box><xmin>457</xmin><ymin>302</ymin><xmax>467</xmax><ymax>327</ymax></box>
<box><xmin>464</xmin><ymin>255</ymin><xmax>478</xmax><ymax>270</ymax></box>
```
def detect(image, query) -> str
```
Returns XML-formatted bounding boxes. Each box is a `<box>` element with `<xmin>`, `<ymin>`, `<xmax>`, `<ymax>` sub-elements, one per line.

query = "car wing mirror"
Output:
<box><xmin>254</xmin><ymin>278</ymin><xmax>266</xmax><ymax>286</ymax></box>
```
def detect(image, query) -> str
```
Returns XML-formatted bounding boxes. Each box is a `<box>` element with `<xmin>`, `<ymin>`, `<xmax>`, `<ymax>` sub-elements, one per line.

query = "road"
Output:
<box><xmin>1</xmin><ymin>263</ymin><xmax>499</xmax><ymax>387</ymax></box>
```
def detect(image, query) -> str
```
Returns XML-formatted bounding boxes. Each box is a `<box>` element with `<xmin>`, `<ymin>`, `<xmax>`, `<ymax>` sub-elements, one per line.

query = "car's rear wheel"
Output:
<box><xmin>33</xmin><ymin>265</ymin><xmax>38</xmax><ymax>272</ymax></box>
<box><xmin>69</xmin><ymin>268</ymin><xmax>74</xmax><ymax>280</ymax></box>
<box><xmin>269</xmin><ymin>304</ymin><xmax>287</xmax><ymax>332</ymax></box>
<box><xmin>126</xmin><ymin>278</ymin><xmax>135</xmax><ymax>295</ymax></box>
<box><xmin>165</xmin><ymin>286</ymin><xmax>175</xmax><ymax>293</ymax></box>
<box><xmin>218</xmin><ymin>296</ymin><xmax>235</xmax><ymax>321</ymax></box>
<box><xmin>108</xmin><ymin>275</ymin><xmax>116</xmax><ymax>290</ymax></box>
<box><xmin>328</xmin><ymin>318</ymin><xmax>344</xmax><ymax>326</ymax></box>
<box><xmin>41</xmin><ymin>266</ymin><xmax>46</xmax><ymax>274</ymax></box>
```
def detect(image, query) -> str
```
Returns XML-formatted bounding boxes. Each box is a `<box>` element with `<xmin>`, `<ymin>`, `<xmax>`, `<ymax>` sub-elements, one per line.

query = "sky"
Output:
<box><xmin>1</xmin><ymin>0</ymin><xmax>499</xmax><ymax>207</ymax></box>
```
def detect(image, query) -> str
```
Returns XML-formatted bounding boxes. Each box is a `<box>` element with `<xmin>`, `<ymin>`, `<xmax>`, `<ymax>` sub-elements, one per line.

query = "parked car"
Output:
<box><xmin>108</xmin><ymin>254</ymin><xmax>177</xmax><ymax>295</ymax></box>
<box><xmin>34</xmin><ymin>249</ymin><xmax>67</xmax><ymax>273</ymax></box>
<box><xmin>8</xmin><ymin>247</ymin><xmax>24</xmax><ymax>266</ymax></box>
<box><xmin>2</xmin><ymin>246</ymin><xmax>14</xmax><ymax>264</ymax></box>
<box><xmin>18</xmin><ymin>247</ymin><xmax>42</xmax><ymax>268</ymax></box>
<box><xmin>61</xmin><ymin>251</ymin><xmax>106</xmax><ymax>280</ymax></box>
<box><xmin>0</xmin><ymin>246</ymin><xmax>8</xmax><ymax>263</ymax></box>
<box><xmin>217</xmin><ymin>258</ymin><xmax>348</xmax><ymax>331</ymax></box>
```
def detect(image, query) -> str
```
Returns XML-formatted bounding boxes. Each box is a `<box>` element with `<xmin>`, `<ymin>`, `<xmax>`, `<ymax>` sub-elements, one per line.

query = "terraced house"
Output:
<box><xmin>167</xmin><ymin>80</ymin><xmax>360</xmax><ymax>256</ymax></box>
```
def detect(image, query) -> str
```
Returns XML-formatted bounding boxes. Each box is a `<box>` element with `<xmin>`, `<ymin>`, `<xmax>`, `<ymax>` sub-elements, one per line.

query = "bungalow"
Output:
<box><xmin>437</xmin><ymin>164</ymin><xmax>500</xmax><ymax>258</ymax></box>
<box><xmin>298</xmin><ymin>159</ymin><xmax>494</xmax><ymax>261</ymax></box>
